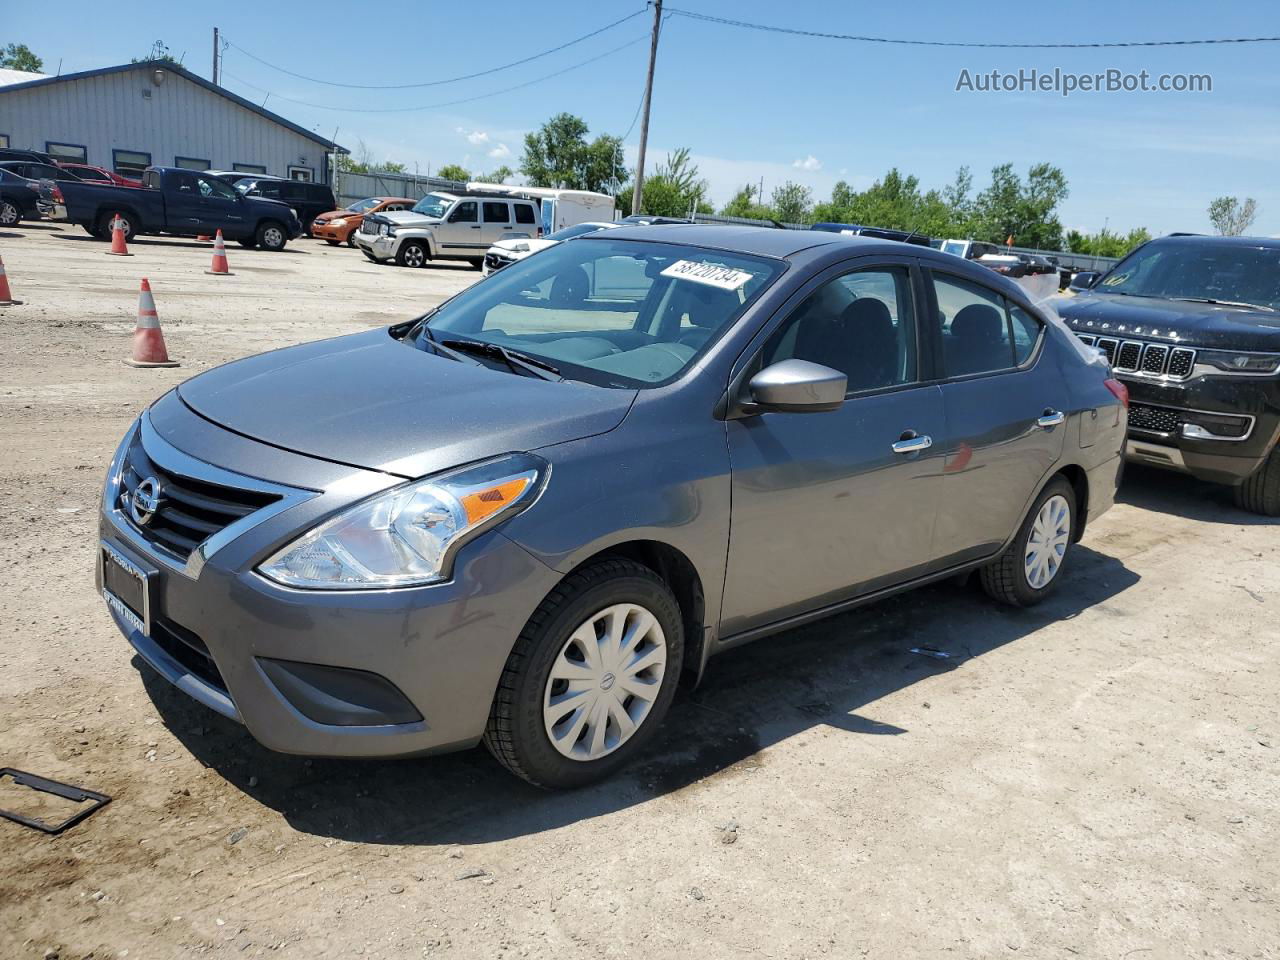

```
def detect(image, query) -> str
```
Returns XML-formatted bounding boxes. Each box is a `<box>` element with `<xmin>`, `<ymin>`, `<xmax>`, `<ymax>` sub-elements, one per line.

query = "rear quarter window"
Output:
<box><xmin>514</xmin><ymin>204</ymin><xmax>536</xmax><ymax>225</ymax></box>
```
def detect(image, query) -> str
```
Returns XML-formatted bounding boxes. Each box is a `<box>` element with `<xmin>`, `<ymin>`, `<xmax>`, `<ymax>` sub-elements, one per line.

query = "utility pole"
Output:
<box><xmin>212</xmin><ymin>27</ymin><xmax>220</xmax><ymax>85</ymax></box>
<box><xmin>631</xmin><ymin>0</ymin><xmax>663</xmax><ymax>216</ymax></box>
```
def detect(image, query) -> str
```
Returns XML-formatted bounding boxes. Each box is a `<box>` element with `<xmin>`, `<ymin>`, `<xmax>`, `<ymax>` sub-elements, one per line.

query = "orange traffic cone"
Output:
<box><xmin>196</xmin><ymin>233</ymin><xmax>212</xmax><ymax>242</ymax></box>
<box><xmin>107</xmin><ymin>213</ymin><xmax>133</xmax><ymax>256</ymax></box>
<box><xmin>0</xmin><ymin>254</ymin><xmax>22</xmax><ymax>306</ymax></box>
<box><xmin>205</xmin><ymin>229</ymin><xmax>234</xmax><ymax>275</ymax></box>
<box><xmin>124</xmin><ymin>279</ymin><xmax>179</xmax><ymax>368</ymax></box>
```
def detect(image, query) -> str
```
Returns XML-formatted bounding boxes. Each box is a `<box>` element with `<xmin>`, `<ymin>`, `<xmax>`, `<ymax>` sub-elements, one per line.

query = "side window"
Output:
<box><xmin>171</xmin><ymin>171</ymin><xmax>199</xmax><ymax>193</ymax></box>
<box><xmin>514</xmin><ymin>204</ymin><xmax>536</xmax><ymax>225</ymax></box>
<box><xmin>449</xmin><ymin>201</ymin><xmax>478</xmax><ymax>223</ymax></box>
<box><xmin>763</xmin><ymin>266</ymin><xmax>917</xmax><ymax>394</ymax></box>
<box><xmin>254</xmin><ymin>182</ymin><xmax>282</xmax><ymax>199</ymax></box>
<box><xmin>280</xmin><ymin>183</ymin><xmax>305</xmax><ymax>202</ymax></box>
<box><xmin>932</xmin><ymin>273</ymin><xmax>1014</xmax><ymax>377</ymax></box>
<box><xmin>196</xmin><ymin>175</ymin><xmax>238</xmax><ymax>200</ymax></box>
<box><xmin>482</xmin><ymin>201</ymin><xmax>510</xmax><ymax>223</ymax></box>
<box><xmin>1009</xmin><ymin>304</ymin><xmax>1042</xmax><ymax>364</ymax></box>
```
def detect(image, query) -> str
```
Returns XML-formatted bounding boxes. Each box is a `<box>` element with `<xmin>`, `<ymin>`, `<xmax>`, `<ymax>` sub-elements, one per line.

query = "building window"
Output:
<box><xmin>233</xmin><ymin>163</ymin><xmax>267</xmax><ymax>174</ymax></box>
<box><xmin>174</xmin><ymin>155</ymin><xmax>211</xmax><ymax>171</ymax></box>
<box><xmin>0</xmin><ymin>134</ymin><xmax>11</xmax><ymax>148</ymax></box>
<box><xmin>46</xmin><ymin>142</ymin><xmax>89</xmax><ymax>164</ymax></box>
<box><xmin>113</xmin><ymin>149</ymin><xmax>151</xmax><ymax>177</ymax></box>
<box><xmin>287</xmin><ymin>165</ymin><xmax>314</xmax><ymax>182</ymax></box>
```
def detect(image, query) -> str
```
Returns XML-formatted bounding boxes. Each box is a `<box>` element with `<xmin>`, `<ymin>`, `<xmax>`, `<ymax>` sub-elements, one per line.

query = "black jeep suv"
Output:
<box><xmin>1054</xmin><ymin>234</ymin><xmax>1280</xmax><ymax>515</ymax></box>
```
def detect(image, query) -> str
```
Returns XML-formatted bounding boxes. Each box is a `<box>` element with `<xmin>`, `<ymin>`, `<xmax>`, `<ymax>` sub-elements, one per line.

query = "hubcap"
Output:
<box><xmin>542</xmin><ymin>603</ymin><xmax>667</xmax><ymax>762</ymax></box>
<box><xmin>405</xmin><ymin>246</ymin><xmax>424</xmax><ymax>267</ymax></box>
<box><xmin>0</xmin><ymin>203</ymin><xmax>16</xmax><ymax>225</ymax></box>
<box><xmin>1025</xmin><ymin>494</ymin><xmax>1071</xmax><ymax>589</ymax></box>
<box><xmin>265</xmin><ymin>227</ymin><xmax>283</xmax><ymax>247</ymax></box>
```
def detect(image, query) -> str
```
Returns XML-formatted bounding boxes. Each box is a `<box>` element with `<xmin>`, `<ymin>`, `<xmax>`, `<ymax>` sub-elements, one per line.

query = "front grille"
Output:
<box><xmin>1167</xmin><ymin>347</ymin><xmax>1196</xmax><ymax>377</ymax></box>
<box><xmin>1076</xmin><ymin>334</ymin><xmax>1097</xmax><ymax>346</ymax></box>
<box><xmin>1141</xmin><ymin>343</ymin><xmax>1169</xmax><ymax>373</ymax></box>
<box><xmin>1096</xmin><ymin>337</ymin><xmax>1119</xmax><ymax>364</ymax></box>
<box><xmin>151</xmin><ymin>617</ymin><xmax>228</xmax><ymax>695</ymax></box>
<box><xmin>1116</xmin><ymin>341</ymin><xmax>1143</xmax><ymax>371</ymax></box>
<box><xmin>1128</xmin><ymin>402</ymin><xmax>1253</xmax><ymax>440</ymax></box>
<box><xmin>119</xmin><ymin>436</ymin><xmax>279</xmax><ymax>561</ymax></box>
<box><xmin>360</xmin><ymin>219</ymin><xmax>380</xmax><ymax>235</ymax></box>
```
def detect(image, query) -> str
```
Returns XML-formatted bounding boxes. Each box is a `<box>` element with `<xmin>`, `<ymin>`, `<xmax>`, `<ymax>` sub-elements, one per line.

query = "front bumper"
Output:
<box><xmin>97</xmin><ymin>404</ymin><xmax>559</xmax><ymax>758</ymax></box>
<box><xmin>312</xmin><ymin>221</ymin><xmax>350</xmax><ymax>243</ymax></box>
<box><xmin>355</xmin><ymin>230</ymin><xmax>395</xmax><ymax>260</ymax></box>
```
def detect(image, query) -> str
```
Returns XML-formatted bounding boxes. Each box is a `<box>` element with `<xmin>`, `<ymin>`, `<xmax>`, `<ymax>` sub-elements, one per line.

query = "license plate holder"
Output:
<box><xmin>101</xmin><ymin>541</ymin><xmax>153</xmax><ymax>636</ymax></box>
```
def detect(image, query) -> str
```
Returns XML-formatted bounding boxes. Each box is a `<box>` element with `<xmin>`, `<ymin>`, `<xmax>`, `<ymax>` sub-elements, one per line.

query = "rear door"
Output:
<box><xmin>927</xmin><ymin>269</ymin><xmax>1068</xmax><ymax>564</ymax></box>
<box><xmin>481</xmin><ymin>200</ymin><xmax>513</xmax><ymax>246</ymax></box>
<box><xmin>721</xmin><ymin>258</ymin><xmax>948</xmax><ymax>637</ymax></box>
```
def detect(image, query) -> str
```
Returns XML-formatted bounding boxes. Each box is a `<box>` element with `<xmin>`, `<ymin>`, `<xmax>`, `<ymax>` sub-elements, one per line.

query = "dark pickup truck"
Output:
<box><xmin>1053</xmin><ymin>234</ymin><xmax>1280</xmax><ymax>515</ymax></box>
<box><xmin>43</xmin><ymin>166</ymin><xmax>302</xmax><ymax>250</ymax></box>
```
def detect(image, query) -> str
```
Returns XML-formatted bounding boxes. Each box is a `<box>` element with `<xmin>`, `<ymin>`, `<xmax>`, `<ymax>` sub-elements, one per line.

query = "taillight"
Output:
<box><xmin>1104</xmin><ymin>378</ymin><xmax>1129</xmax><ymax>409</ymax></box>
<box><xmin>52</xmin><ymin>185</ymin><xmax>65</xmax><ymax>203</ymax></box>
<box><xmin>536</xmin><ymin>226</ymin><xmax>543</xmax><ymax>237</ymax></box>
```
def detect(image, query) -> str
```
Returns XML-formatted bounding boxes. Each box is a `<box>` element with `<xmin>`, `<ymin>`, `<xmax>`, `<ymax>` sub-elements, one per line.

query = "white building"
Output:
<box><xmin>0</xmin><ymin>60</ymin><xmax>344</xmax><ymax>183</ymax></box>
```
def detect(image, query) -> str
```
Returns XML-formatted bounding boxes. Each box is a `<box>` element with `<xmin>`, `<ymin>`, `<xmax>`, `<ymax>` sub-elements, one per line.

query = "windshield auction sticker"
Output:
<box><xmin>660</xmin><ymin>260</ymin><xmax>754</xmax><ymax>291</ymax></box>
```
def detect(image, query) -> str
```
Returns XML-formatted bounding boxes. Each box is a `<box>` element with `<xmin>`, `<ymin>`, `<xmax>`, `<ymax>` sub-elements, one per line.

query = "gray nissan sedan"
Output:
<box><xmin>98</xmin><ymin>225</ymin><xmax>1127</xmax><ymax>788</ymax></box>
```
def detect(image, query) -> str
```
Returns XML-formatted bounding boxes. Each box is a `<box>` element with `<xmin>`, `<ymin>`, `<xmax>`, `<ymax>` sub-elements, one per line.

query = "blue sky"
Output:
<box><xmin>11</xmin><ymin>0</ymin><xmax>1280</xmax><ymax>236</ymax></box>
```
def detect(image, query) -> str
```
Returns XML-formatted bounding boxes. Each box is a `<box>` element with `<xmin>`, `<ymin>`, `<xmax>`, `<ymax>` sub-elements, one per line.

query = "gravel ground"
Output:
<box><xmin>1</xmin><ymin>224</ymin><xmax>1277</xmax><ymax>960</ymax></box>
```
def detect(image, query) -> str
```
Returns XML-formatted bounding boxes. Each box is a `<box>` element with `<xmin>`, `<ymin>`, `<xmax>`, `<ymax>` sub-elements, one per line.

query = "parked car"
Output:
<box><xmin>940</xmin><ymin>239</ymin><xmax>1003</xmax><ymax>260</ymax></box>
<box><xmin>45</xmin><ymin>166</ymin><xmax>301</xmax><ymax>248</ymax></box>
<box><xmin>616</xmin><ymin>214</ymin><xmax>694</xmax><ymax>226</ymax></box>
<box><xmin>356</xmin><ymin>191</ymin><xmax>541</xmax><ymax>269</ymax></box>
<box><xmin>1054</xmin><ymin>234</ymin><xmax>1280</xmax><ymax>515</ymax></box>
<box><xmin>97</xmin><ymin>225</ymin><xmax>1125</xmax><ymax>788</ymax></box>
<box><xmin>0</xmin><ymin>159</ymin><xmax>83</xmax><ymax>183</ymax></box>
<box><xmin>57</xmin><ymin>162</ymin><xmax>142</xmax><ymax>188</ymax></box>
<box><xmin>1025</xmin><ymin>254</ymin><xmax>1058</xmax><ymax>276</ymax></box>
<box><xmin>0</xmin><ymin>168</ymin><xmax>42</xmax><ymax>226</ymax></box>
<box><xmin>977</xmin><ymin>253</ymin><xmax>1030</xmax><ymax>279</ymax></box>
<box><xmin>311</xmin><ymin>196</ymin><xmax>415</xmax><ymax>247</ymax></box>
<box><xmin>482</xmin><ymin>220</ymin><xmax>618</xmax><ymax>275</ymax></box>
<box><xmin>0</xmin><ymin>147</ymin><xmax>56</xmax><ymax>165</ymax></box>
<box><xmin>205</xmin><ymin>170</ymin><xmax>284</xmax><ymax>186</ymax></box>
<box><xmin>235</xmin><ymin>178</ymin><xmax>336</xmax><ymax>236</ymax></box>
<box><xmin>810</xmin><ymin>223</ymin><xmax>932</xmax><ymax>247</ymax></box>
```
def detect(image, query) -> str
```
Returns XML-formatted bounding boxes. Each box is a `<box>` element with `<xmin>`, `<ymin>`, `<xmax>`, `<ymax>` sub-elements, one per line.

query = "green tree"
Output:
<box><xmin>335</xmin><ymin>140</ymin><xmax>406</xmax><ymax>175</ymax></box>
<box><xmin>971</xmin><ymin>162</ymin><xmax>1069</xmax><ymax>249</ymax></box>
<box><xmin>720</xmin><ymin>183</ymin><xmax>774</xmax><ymax>220</ymax></box>
<box><xmin>435</xmin><ymin>164</ymin><xmax>471</xmax><ymax>183</ymax></box>
<box><xmin>0</xmin><ymin>42</ymin><xmax>42</xmax><ymax>72</ymax></box>
<box><xmin>1207</xmin><ymin>196</ymin><xmax>1257</xmax><ymax>236</ymax></box>
<box><xmin>131</xmin><ymin>41</ymin><xmax>180</xmax><ymax>65</ymax></box>
<box><xmin>1067</xmin><ymin>226</ymin><xmax>1152</xmax><ymax>258</ymax></box>
<box><xmin>771</xmin><ymin>181</ymin><xmax>813</xmax><ymax>224</ymax></box>
<box><xmin>520</xmin><ymin>113</ymin><xmax>627</xmax><ymax>193</ymax></box>
<box><xmin>617</xmin><ymin>148</ymin><xmax>708</xmax><ymax>217</ymax></box>
<box><xmin>478</xmin><ymin>164</ymin><xmax>513</xmax><ymax>184</ymax></box>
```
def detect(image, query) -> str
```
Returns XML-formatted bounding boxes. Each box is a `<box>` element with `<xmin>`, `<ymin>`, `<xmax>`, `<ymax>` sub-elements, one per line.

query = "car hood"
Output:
<box><xmin>377</xmin><ymin>211</ymin><xmax>439</xmax><ymax>227</ymax></box>
<box><xmin>312</xmin><ymin>208</ymin><xmax>351</xmax><ymax>223</ymax></box>
<box><xmin>176</xmin><ymin>329</ymin><xmax>637</xmax><ymax>479</ymax></box>
<box><xmin>492</xmin><ymin>237</ymin><xmax>557</xmax><ymax>256</ymax></box>
<box><xmin>1051</xmin><ymin>292</ymin><xmax>1280</xmax><ymax>351</ymax></box>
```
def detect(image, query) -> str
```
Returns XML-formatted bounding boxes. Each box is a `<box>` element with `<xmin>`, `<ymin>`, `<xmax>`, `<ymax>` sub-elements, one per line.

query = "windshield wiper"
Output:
<box><xmin>439</xmin><ymin>338</ymin><xmax>564</xmax><ymax>382</ymax></box>
<box><xmin>1171</xmin><ymin>297</ymin><xmax>1276</xmax><ymax>312</ymax></box>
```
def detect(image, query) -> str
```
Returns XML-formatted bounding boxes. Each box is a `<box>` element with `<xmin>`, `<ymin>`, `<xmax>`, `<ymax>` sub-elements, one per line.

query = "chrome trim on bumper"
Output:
<box><xmin>1126</xmin><ymin>441</ymin><xmax>1187</xmax><ymax>470</ymax></box>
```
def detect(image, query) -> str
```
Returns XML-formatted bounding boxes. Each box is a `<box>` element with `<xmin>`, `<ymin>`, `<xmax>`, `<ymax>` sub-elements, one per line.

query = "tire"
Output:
<box><xmin>237</xmin><ymin>239</ymin><xmax>257</xmax><ymax>249</ymax></box>
<box><xmin>0</xmin><ymin>200</ymin><xmax>20</xmax><ymax>227</ymax></box>
<box><xmin>1233</xmin><ymin>446</ymin><xmax>1280</xmax><ymax>516</ymax></box>
<box><xmin>362</xmin><ymin>250</ymin><xmax>379</xmax><ymax>263</ymax></box>
<box><xmin>83</xmin><ymin>223</ymin><xmax>103</xmax><ymax>239</ymax></box>
<box><xmin>256</xmin><ymin>220</ymin><xmax>287</xmax><ymax>251</ymax></box>
<box><xmin>97</xmin><ymin>211</ymin><xmax>135</xmax><ymax>241</ymax></box>
<box><xmin>397</xmin><ymin>241</ymin><xmax>428</xmax><ymax>268</ymax></box>
<box><xmin>484</xmin><ymin>559</ymin><xmax>684</xmax><ymax>789</ymax></box>
<box><xmin>346</xmin><ymin>231</ymin><xmax>358</xmax><ymax>248</ymax></box>
<box><xmin>980</xmin><ymin>477</ymin><xmax>1076</xmax><ymax>607</ymax></box>
<box><xmin>468</xmin><ymin>257</ymin><xmax>485</xmax><ymax>270</ymax></box>
<box><xmin>324</xmin><ymin>238</ymin><xmax>340</xmax><ymax>246</ymax></box>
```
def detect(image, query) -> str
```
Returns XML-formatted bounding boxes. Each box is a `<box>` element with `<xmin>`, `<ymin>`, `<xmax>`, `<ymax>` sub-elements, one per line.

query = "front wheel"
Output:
<box><xmin>980</xmin><ymin>478</ymin><xmax>1076</xmax><ymax>607</ymax></box>
<box><xmin>256</xmin><ymin>221</ymin><xmax>287</xmax><ymax>251</ymax></box>
<box><xmin>1233</xmin><ymin>446</ymin><xmax>1280</xmax><ymax>516</ymax></box>
<box><xmin>397</xmin><ymin>241</ymin><xmax>428</xmax><ymax>268</ymax></box>
<box><xmin>324</xmin><ymin>238</ymin><xmax>340</xmax><ymax>246</ymax></box>
<box><xmin>484</xmin><ymin>559</ymin><xmax>683</xmax><ymax>789</ymax></box>
<box><xmin>0</xmin><ymin>200</ymin><xmax>21</xmax><ymax>227</ymax></box>
<box><xmin>346</xmin><ymin>231</ymin><xmax>358</xmax><ymax>248</ymax></box>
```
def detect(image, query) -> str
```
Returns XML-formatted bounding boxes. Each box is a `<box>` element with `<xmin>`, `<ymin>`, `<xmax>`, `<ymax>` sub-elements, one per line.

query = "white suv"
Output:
<box><xmin>356</xmin><ymin>192</ymin><xmax>540</xmax><ymax>269</ymax></box>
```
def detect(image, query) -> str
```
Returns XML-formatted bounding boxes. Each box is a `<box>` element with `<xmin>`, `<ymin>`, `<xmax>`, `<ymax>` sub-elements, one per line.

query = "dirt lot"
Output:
<box><xmin>1</xmin><ymin>224</ymin><xmax>1277</xmax><ymax>960</ymax></box>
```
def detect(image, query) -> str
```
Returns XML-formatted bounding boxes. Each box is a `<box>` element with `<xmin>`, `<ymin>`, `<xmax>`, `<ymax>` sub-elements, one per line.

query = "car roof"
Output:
<box><xmin>1148</xmin><ymin>233</ymin><xmax>1280</xmax><ymax>250</ymax></box>
<box><xmin>596</xmin><ymin>223</ymin><xmax>934</xmax><ymax>259</ymax></box>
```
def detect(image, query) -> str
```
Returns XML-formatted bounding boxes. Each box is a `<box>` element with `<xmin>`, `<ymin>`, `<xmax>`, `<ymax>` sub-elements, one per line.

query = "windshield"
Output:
<box><xmin>941</xmin><ymin>240</ymin><xmax>968</xmax><ymax>257</ymax></box>
<box><xmin>418</xmin><ymin>238</ymin><xmax>783</xmax><ymax>388</ymax></box>
<box><xmin>347</xmin><ymin>197</ymin><xmax>381</xmax><ymax>213</ymax></box>
<box><xmin>412</xmin><ymin>193</ymin><xmax>452</xmax><ymax>218</ymax></box>
<box><xmin>546</xmin><ymin>223</ymin><xmax>608</xmax><ymax>242</ymax></box>
<box><xmin>1097</xmin><ymin>240</ymin><xmax>1280</xmax><ymax>310</ymax></box>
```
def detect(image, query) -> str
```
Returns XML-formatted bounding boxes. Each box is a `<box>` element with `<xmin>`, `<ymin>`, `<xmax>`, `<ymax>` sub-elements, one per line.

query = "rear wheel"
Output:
<box><xmin>980</xmin><ymin>477</ymin><xmax>1076</xmax><ymax>607</ymax></box>
<box><xmin>1233</xmin><ymin>446</ymin><xmax>1280</xmax><ymax>516</ymax></box>
<box><xmin>97</xmin><ymin>211</ymin><xmax>135</xmax><ymax>241</ymax></box>
<box><xmin>397</xmin><ymin>241</ymin><xmax>428</xmax><ymax>268</ymax></box>
<box><xmin>0</xmin><ymin>200</ymin><xmax>20</xmax><ymax>227</ymax></box>
<box><xmin>256</xmin><ymin>221</ymin><xmax>287</xmax><ymax>251</ymax></box>
<box><xmin>324</xmin><ymin>238</ymin><xmax>340</xmax><ymax>246</ymax></box>
<box><xmin>484</xmin><ymin>559</ymin><xmax>683</xmax><ymax>789</ymax></box>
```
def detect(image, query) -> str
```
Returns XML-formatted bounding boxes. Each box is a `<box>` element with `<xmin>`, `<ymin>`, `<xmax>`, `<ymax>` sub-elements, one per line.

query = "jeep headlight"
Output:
<box><xmin>259</xmin><ymin>454</ymin><xmax>545</xmax><ymax>589</ymax></box>
<box><xmin>1196</xmin><ymin>349</ymin><xmax>1280</xmax><ymax>374</ymax></box>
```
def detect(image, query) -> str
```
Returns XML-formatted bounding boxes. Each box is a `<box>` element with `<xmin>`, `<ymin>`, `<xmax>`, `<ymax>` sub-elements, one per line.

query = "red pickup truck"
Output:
<box><xmin>57</xmin><ymin>162</ymin><xmax>142</xmax><ymax>188</ymax></box>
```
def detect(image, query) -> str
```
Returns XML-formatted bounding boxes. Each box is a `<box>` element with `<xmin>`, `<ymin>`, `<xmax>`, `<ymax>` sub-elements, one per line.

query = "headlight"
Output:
<box><xmin>1196</xmin><ymin>349</ymin><xmax>1280</xmax><ymax>374</ymax></box>
<box><xmin>258</xmin><ymin>454</ymin><xmax>546</xmax><ymax>589</ymax></box>
<box><xmin>329</xmin><ymin>217</ymin><xmax>347</xmax><ymax>228</ymax></box>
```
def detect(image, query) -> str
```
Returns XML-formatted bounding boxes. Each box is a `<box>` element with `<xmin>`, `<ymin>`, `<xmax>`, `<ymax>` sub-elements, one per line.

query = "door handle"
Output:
<box><xmin>470</xmin><ymin>224</ymin><xmax>482</xmax><ymax>229</ymax></box>
<box><xmin>1037</xmin><ymin>410</ymin><xmax>1066</xmax><ymax>429</ymax></box>
<box><xmin>892</xmin><ymin>432</ymin><xmax>933</xmax><ymax>455</ymax></box>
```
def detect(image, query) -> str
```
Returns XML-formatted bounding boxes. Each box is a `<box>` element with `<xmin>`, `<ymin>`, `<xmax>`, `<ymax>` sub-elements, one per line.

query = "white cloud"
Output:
<box><xmin>460</xmin><ymin>128</ymin><xmax>489</xmax><ymax>145</ymax></box>
<box><xmin>793</xmin><ymin>155</ymin><xmax>822</xmax><ymax>172</ymax></box>
<box><xmin>488</xmin><ymin>143</ymin><xmax>512</xmax><ymax>160</ymax></box>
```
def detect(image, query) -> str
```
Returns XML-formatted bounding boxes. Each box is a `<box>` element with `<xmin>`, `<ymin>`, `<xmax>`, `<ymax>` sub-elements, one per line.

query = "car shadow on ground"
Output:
<box><xmin>140</xmin><ymin>541</ymin><xmax>1138</xmax><ymax>846</ymax></box>
<box><xmin>49</xmin><ymin>232</ymin><xmax>313</xmax><ymax>253</ymax></box>
<box><xmin>1119</xmin><ymin>462</ymin><xmax>1278</xmax><ymax>526</ymax></box>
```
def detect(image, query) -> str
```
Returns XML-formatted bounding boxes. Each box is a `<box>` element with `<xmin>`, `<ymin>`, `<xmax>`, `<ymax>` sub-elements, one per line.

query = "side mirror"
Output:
<box><xmin>1069</xmin><ymin>271</ymin><xmax>1100</xmax><ymax>292</ymax></box>
<box><xmin>747</xmin><ymin>359</ymin><xmax>846</xmax><ymax>413</ymax></box>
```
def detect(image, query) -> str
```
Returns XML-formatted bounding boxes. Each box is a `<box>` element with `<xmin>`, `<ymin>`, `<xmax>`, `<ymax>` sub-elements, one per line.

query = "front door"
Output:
<box><xmin>927</xmin><ymin>270</ymin><xmax>1069</xmax><ymax>563</ymax></box>
<box><xmin>721</xmin><ymin>262</ymin><xmax>948</xmax><ymax>637</ymax></box>
<box><xmin>439</xmin><ymin>199</ymin><xmax>482</xmax><ymax>255</ymax></box>
<box><xmin>194</xmin><ymin>174</ymin><xmax>245</xmax><ymax>237</ymax></box>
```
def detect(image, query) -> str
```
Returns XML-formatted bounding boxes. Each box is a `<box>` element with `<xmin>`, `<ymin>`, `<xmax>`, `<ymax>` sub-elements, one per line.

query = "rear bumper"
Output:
<box><xmin>38</xmin><ymin>201</ymin><xmax>68</xmax><ymax>221</ymax></box>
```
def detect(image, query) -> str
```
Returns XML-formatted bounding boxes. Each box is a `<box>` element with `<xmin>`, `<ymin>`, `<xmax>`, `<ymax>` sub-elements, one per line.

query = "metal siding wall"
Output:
<box><xmin>0</xmin><ymin>69</ymin><xmax>330</xmax><ymax>180</ymax></box>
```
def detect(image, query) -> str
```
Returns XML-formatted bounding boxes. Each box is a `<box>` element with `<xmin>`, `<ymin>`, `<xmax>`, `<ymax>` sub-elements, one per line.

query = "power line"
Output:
<box><xmin>664</xmin><ymin>6</ymin><xmax>1280</xmax><ymax>48</ymax></box>
<box><xmin>222</xmin><ymin>34</ymin><xmax>648</xmax><ymax>114</ymax></box>
<box><xmin>225</xmin><ymin>8</ymin><xmax>646</xmax><ymax>90</ymax></box>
